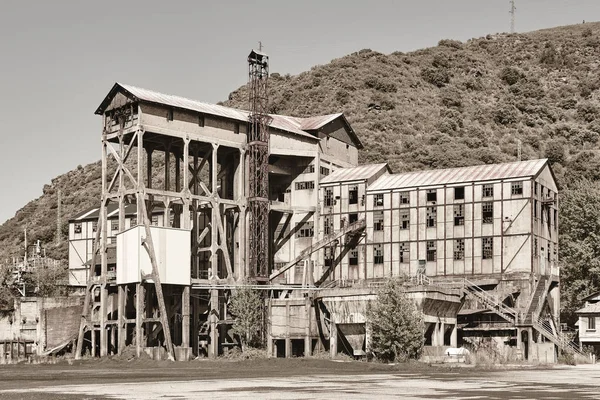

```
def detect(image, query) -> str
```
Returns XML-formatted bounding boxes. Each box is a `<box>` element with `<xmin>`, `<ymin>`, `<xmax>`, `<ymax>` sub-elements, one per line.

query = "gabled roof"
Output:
<box><xmin>95</xmin><ymin>83</ymin><xmax>360</xmax><ymax>145</ymax></box>
<box><xmin>69</xmin><ymin>204</ymin><xmax>163</xmax><ymax>222</ymax></box>
<box><xmin>321</xmin><ymin>163</ymin><xmax>390</xmax><ymax>185</ymax></box>
<box><xmin>368</xmin><ymin>159</ymin><xmax>550</xmax><ymax>192</ymax></box>
<box><xmin>576</xmin><ymin>302</ymin><xmax>600</xmax><ymax>314</ymax></box>
<box><xmin>300</xmin><ymin>112</ymin><xmax>363</xmax><ymax>149</ymax></box>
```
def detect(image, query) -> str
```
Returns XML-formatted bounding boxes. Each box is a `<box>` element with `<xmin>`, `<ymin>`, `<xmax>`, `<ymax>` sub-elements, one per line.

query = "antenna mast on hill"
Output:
<box><xmin>509</xmin><ymin>0</ymin><xmax>516</xmax><ymax>33</ymax></box>
<box><xmin>56</xmin><ymin>189</ymin><xmax>62</xmax><ymax>245</ymax></box>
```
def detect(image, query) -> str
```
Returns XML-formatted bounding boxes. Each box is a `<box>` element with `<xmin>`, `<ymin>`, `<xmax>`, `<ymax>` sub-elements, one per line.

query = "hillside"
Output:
<box><xmin>3</xmin><ymin>22</ymin><xmax>600</xmax><ymax>321</ymax></box>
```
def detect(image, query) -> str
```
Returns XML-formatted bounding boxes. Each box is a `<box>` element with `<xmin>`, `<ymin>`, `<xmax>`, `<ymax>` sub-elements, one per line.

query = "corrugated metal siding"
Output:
<box><xmin>368</xmin><ymin>159</ymin><xmax>548</xmax><ymax>191</ymax></box>
<box><xmin>299</xmin><ymin>113</ymin><xmax>342</xmax><ymax>130</ymax></box>
<box><xmin>321</xmin><ymin>163</ymin><xmax>389</xmax><ymax>184</ymax></box>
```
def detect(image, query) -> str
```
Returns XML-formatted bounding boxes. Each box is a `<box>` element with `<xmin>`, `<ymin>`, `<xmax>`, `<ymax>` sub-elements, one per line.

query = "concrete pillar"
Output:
<box><xmin>440</xmin><ymin>322</ymin><xmax>445</xmax><ymax>347</ymax></box>
<box><xmin>285</xmin><ymin>302</ymin><xmax>291</xmax><ymax>358</ymax></box>
<box><xmin>182</xmin><ymin>287</ymin><xmax>190</xmax><ymax>354</ymax></box>
<box><xmin>517</xmin><ymin>328</ymin><xmax>522</xmax><ymax>351</ymax></box>
<box><xmin>304</xmin><ymin>296</ymin><xmax>312</xmax><ymax>357</ymax></box>
<box><xmin>135</xmin><ymin>283</ymin><xmax>145</xmax><ymax>358</ymax></box>
<box><xmin>266</xmin><ymin>298</ymin><xmax>273</xmax><ymax>358</ymax></box>
<box><xmin>117</xmin><ymin>285</ymin><xmax>126</xmax><ymax>354</ymax></box>
<box><xmin>209</xmin><ymin>289</ymin><xmax>218</xmax><ymax>359</ymax></box>
<box><xmin>330</xmin><ymin>320</ymin><xmax>338</xmax><ymax>358</ymax></box>
<box><xmin>450</xmin><ymin>324</ymin><xmax>458</xmax><ymax>348</ymax></box>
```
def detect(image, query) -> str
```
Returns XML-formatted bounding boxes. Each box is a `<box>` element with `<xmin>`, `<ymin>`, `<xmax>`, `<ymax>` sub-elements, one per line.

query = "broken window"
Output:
<box><xmin>295</xmin><ymin>181</ymin><xmax>315</xmax><ymax>190</ymax></box>
<box><xmin>349</xmin><ymin>213</ymin><xmax>358</xmax><ymax>224</ymax></box>
<box><xmin>302</xmin><ymin>164</ymin><xmax>315</xmax><ymax>174</ymax></box>
<box><xmin>324</xmin><ymin>188</ymin><xmax>334</xmax><ymax>206</ymax></box>
<box><xmin>511</xmin><ymin>181</ymin><xmax>523</xmax><ymax>195</ymax></box>
<box><xmin>296</xmin><ymin>221</ymin><xmax>314</xmax><ymax>238</ymax></box>
<box><xmin>74</xmin><ymin>223</ymin><xmax>82</xmax><ymax>234</ymax></box>
<box><xmin>400</xmin><ymin>209</ymin><xmax>410</xmax><ymax>229</ymax></box>
<box><xmin>349</xmin><ymin>185</ymin><xmax>358</xmax><ymax>205</ymax></box>
<box><xmin>454</xmin><ymin>204</ymin><xmax>464</xmax><ymax>226</ymax></box>
<box><xmin>324</xmin><ymin>247</ymin><xmax>333</xmax><ymax>267</ymax></box>
<box><xmin>482</xmin><ymin>202</ymin><xmax>493</xmax><ymax>224</ymax></box>
<box><xmin>400</xmin><ymin>191</ymin><xmax>410</xmax><ymax>204</ymax></box>
<box><xmin>426</xmin><ymin>241</ymin><xmax>437</xmax><ymax>262</ymax></box>
<box><xmin>454</xmin><ymin>239</ymin><xmax>465</xmax><ymax>260</ymax></box>
<box><xmin>349</xmin><ymin>246</ymin><xmax>359</xmax><ymax>266</ymax></box>
<box><xmin>92</xmin><ymin>221</ymin><xmax>98</xmax><ymax>232</ymax></box>
<box><xmin>374</xmin><ymin>211</ymin><xmax>384</xmax><ymax>231</ymax></box>
<box><xmin>426</xmin><ymin>206</ymin><xmax>437</xmax><ymax>227</ymax></box>
<box><xmin>324</xmin><ymin>216</ymin><xmax>333</xmax><ymax>235</ymax></box>
<box><xmin>455</xmin><ymin>187</ymin><xmax>465</xmax><ymax>200</ymax></box>
<box><xmin>399</xmin><ymin>242</ymin><xmax>409</xmax><ymax>263</ymax></box>
<box><xmin>482</xmin><ymin>237</ymin><xmax>493</xmax><ymax>259</ymax></box>
<box><xmin>111</xmin><ymin>220</ymin><xmax>119</xmax><ymax>232</ymax></box>
<box><xmin>320</xmin><ymin>166</ymin><xmax>330</xmax><ymax>177</ymax></box>
<box><xmin>426</xmin><ymin>189</ymin><xmax>437</xmax><ymax>202</ymax></box>
<box><xmin>374</xmin><ymin>194</ymin><xmax>384</xmax><ymax>207</ymax></box>
<box><xmin>482</xmin><ymin>184</ymin><xmax>494</xmax><ymax>198</ymax></box>
<box><xmin>374</xmin><ymin>244</ymin><xmax>384</xmax><ymax>264</ymax></box>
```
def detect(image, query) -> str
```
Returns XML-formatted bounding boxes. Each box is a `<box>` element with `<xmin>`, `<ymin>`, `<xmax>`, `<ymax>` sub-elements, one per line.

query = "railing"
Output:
<box><xmin>462</xmin><ymin>278</ymin><xmax>517</xmax><ymax>324</ymax></box>
<box><xmin>533</xmin><ymin>315</ymin><xmax>586</xmax><ymax>358</ymax></box>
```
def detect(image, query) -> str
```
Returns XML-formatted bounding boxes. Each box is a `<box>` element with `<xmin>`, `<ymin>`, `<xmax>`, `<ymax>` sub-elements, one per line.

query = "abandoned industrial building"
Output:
<box><xmin>55</xmin><ymin>52</ymin><xmax>581</xmax><ymax>364</ymax></box>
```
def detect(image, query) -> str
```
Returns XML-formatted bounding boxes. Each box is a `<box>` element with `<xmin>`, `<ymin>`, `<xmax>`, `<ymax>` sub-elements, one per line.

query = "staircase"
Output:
<box><xmin>462</xmin><ymin>278</ymin><xmax>517</xmax><ymax>324</ymax></box>
<box><xmin>269</xmin><ymin>219</ymin><xmax>366</xmax><ymax>281</ymax></box>
<box><xmin>533</xmin><ymin>315</ymin><xmax>586</xmax><ymax>358</ymax></box>
<box><xmin>523</xmin><ymin>278</ymin><xmax>549</xmax><ymax>325</ymax></box>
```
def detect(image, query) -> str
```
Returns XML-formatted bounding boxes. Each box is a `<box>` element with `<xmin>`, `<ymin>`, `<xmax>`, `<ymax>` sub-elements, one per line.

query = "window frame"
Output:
<box><xmin>454</xmin><ymin>187</ymin><xmax>465</xmax><ymax>200</ymax></box>
<box><xmin>482</xmin><ymin>202</ymin><xmax>494</xmax><ymax>224</ymax></box>
<box><xmin>482</xmin><ymin>237</ymin><xmax>493</xmax><ymax>260</ymax></box>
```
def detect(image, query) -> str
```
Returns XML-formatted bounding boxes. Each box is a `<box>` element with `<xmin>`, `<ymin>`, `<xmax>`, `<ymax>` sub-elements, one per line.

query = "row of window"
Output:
<box><xmin>369</xmin><ymin>238</ymin><xmax>494</xmax><ymax>265</ymax></box>
<box><xmin>371</xmin><ymin>183</ymin><xmax>524</xmax><ymax>208</ymax></box>
<box><xmin>300</xmin><ymin>164</ymin><xmax>331</xmax><ymax>176</ymax></box>
<box><xmin>73</xmin><ymin>216</ymin><xmax>154</xmax><ymax>234</ymax></box>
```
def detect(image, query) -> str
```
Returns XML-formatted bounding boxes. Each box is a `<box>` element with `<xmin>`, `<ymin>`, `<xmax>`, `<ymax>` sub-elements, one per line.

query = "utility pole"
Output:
<box><xmin>56</xmin><ymin>189</ymin><xmax>62</xmax><ymax>245</ymax></box>
<box><xmin>517</xmin><ymin>139</ymin><xmax>522</xmax><ymax>161</ymax></box>
<box><xmin>509</xmin><ymin>0</ymin><xmax>516</xmax><ymax>34</ymax></box>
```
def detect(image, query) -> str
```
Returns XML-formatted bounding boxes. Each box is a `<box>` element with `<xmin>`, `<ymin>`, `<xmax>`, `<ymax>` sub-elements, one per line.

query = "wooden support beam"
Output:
<box><xmin>135</xmin><ymin>283</ymin><xmax>145</xmax><ymax>357</ymax></box>
<box><xmin>209</xmin><ymin>289</ymin><xmax>219</xmax><ymax>358</ymax></box>
<box><xmin>117</xmin><ymin>285</ymin><xmax>126</xmax><ymax>354</ymax></box>
<box><xmin>182</xmin><ymin>287</ymin><xmax>190</xmax><ymax>354</ymax></box>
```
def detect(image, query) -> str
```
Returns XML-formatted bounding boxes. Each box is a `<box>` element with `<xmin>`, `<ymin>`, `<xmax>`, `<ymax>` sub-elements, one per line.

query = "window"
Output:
<box><xmin>302</xmin><ymin>164</ymin><xmax>315</xmax><ymax>174</ymax></box>
<box><xmin>296</xmin><ymin>221</ymin><xmax>314</xmax><ymax>238</ymax></box>
<box><xmin>534</xmin><ymin>183</ymin><xmax>538</xmax><ymax>196</ymax></box>
<box><xmin>324</xmin><ymin>188</ymin><xmax>334</xmax><ymax>206</ymax></box>
<box><xmin>92</xmin><ymin>221</ymin><xmax>98</xmax><ymax>232</ymax></box>
<box><xmin>74</xmin><ymin>223</ymin><xmax>82</xmax><ymax>234</ymax></box>
<box><xmin>454</xmin><ymin>239</ymin><xmax>465</xmax><ymax>260</ymax></box>
<box><xmin>374</xmin><ymin>244</ymin><xmax>384</xmax><ymax>264</ymax></box>
<box><xmin>400</xmin><ymin>209</ymin><xmax>410</xmax><ymax>229</ymax></box>
<box><xmin>111</xmin><ymin>220</ymin><xmax>119</xmax><ymax>232</ymax></box>
<box><xmin>349</xmin><ymin>247</ymin><xmax>359</xmax><ymax>266</ymax></box>
<box><xmin>483</xmin><ymin>184</ymin><xmax>494</xmax><ymax>198</ymax></box>
<box><xmin>324</xmin><ymin>216</ymin><xmax>333</xmax><ymax>235</ymax></box>
<box><xmin>426</xmin><ymin>189</ymin><xmax>437</xmax><ymax>202</ymax></box>
<box><xmin>234</xmin><ymin>122</ymin><xmax>240</xmax><ymax>134</ymax></box>
<box><xmin>399</xmin><ymin>242</ymin><xmax>409</xmax><ymax>263</ymax></box>
<box><xmin>167</xmin><ymin>108</ymin><xmax>174</xmax><ymax>121</ymax></box>
<box><xmin>400</xmin><ymin>191</ymin><xmax>410</xmax><ymax>204</ymax></box>
<box><xmin>426</xmin><ymin>207</ymin><xmax>436</xmax><ymax>227</ymax></box>
<box><xmin>347</xmin><ymin>213</ymin><xmax>357</xmax><ymax>224</ymax></box>
<box><xmin>426</xmin><ymin>241</ymin><xmax>436</xmax><ymax>262</ymax></box>
<box><xmin>455</xmin><ymin>187</ymin><xmax>465</xmax><ymax>200</ymax></box>
<box><xmin>374</xmin><ymin>211</ymin><xmax>384</xmax><ymax>231</ymax></box>
<box><xmin>588</xmin><ymin>317</ymin><xmax>596</xmax><ymax>331</ymax></box>
<box><xmin>554</xmin><ymin>210</ymin><xmax>558</xmax><ymax>230</ymax></box>
<box><xmin>534</xmin><ymin>238</ymin><xmax>538</xmax><ymax>256</ymax></box>
<box><xmin>295</xmin><ymin>181</ymin><xmax>315</xmax><ymax>190</ymax></box>
<box><xmin>547</xmin><ymin>245</ymin><xmax>551</xmax><ymax>261</ymax></box>
<box><xmin>320</xmin><ymin>166</ymin><xmax>330</xmax><ymax>177</ymax></box>
<box><xmin>130</xmin><ymin>217</ymin><xmax>137</xmax><ymax>227</ymax></box>
<box><xmin>198</xmin><ymin>114</ymin><xmax>205</xmax><ymax>127</ymax></box>
<box><xmin>482</xmin><ymin>202</ymin><xmax>494</xmax><ymax>224</ymax></box>
<box><xmin>483</xmin><ymin>237</ymin><xmax>493</xmax><ymax>259</ymax></box>
<box><xmin>374</xmin><ymin>194</ymin><xmax>384</xmax><ymax>207</ymax></box>
<box><xmin>349</xmin><ymin>185</ymin><xmax>358</xmax><ymax>205</ymax></box>
<box><xmin>511</xmin><ymin>182</ymin><xmax>523</xmax><ymax>195</ymax></box>
<box><xmin>151</xmin><ymin>215</ymin><xmax>159</xmax><ymax>226</ymax></box>
<box><xmin>534</xmin><ymin>200</ymin><xmax>538</xmax><ymax>218</ymax></box>
<box><xmin>454</xmin><ymin>204</ymin><xmax>464</xmax><ymax>226</ymax></box>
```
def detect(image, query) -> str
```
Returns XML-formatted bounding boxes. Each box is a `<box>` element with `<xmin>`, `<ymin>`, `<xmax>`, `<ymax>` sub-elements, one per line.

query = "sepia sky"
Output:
<box><xmin>0</xmin><ymin>0</ymin><xmax>598</xmax><ymax>224</ymax></box>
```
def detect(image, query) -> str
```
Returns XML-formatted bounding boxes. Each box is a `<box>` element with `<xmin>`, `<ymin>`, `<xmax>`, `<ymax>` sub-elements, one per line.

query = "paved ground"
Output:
<box><xmin>0</xmin><ymin>359</ymin><xmax>599</xmax><ymax>399</ymax></box>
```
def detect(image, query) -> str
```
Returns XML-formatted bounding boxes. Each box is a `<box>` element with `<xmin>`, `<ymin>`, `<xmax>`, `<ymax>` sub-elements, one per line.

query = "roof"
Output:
<box><xmin>581</xmin><ymin>291</ymin><xmax>600</xmax><ymax>302</ymax></box>
<box><xmin>576</xmin><ymin>303</ymin><xmax>600</xmax><ymax>314</ymax></box>
<box><xmin>69</xmin><ymin>204</ymin><xmax>163</xmax><ymax>222</ymax></box>
<box><xmin>368</xmin><ymin>159</ymin><xmax>550</xmax><ymax>192</ymax></box>
<box><xmin>321</xmin><ymin>163</ymin><xmax>390</xmax><ymax>185</ymax></box>
<box><xmin>95</xmin><ymin>83</ymin><xmax>360</xmax><ymax>145</ymax></box>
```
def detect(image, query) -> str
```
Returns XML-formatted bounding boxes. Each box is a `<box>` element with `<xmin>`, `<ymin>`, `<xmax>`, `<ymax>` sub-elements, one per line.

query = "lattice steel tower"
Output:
<box><xmin>247</xmin><ymin>49</ymin><xmax>271</xmax><ymax>278</ymax></box>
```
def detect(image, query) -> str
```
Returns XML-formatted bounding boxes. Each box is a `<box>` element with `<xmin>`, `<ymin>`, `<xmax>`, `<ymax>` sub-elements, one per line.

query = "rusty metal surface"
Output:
<box><xmin>368</xmin><ymin>159</ymin><xmax>548</xmax><ymax>191</ymax></box>
<box><xmin>320</xmin><ymin>163</ymin><xmax>389</xmax><ymax>185</ymax></box>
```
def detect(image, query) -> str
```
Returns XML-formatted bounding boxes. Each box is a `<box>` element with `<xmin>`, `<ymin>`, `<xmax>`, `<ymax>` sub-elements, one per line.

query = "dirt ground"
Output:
<box><xmin>0</xmin><ymin>358</ymin><xmax>599</xmax><ymax>399</ymax></box>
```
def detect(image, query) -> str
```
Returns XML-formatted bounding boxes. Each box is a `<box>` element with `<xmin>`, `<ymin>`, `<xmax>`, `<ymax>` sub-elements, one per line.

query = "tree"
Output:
<box><xmin>366</xmin><ymin>278</ymin><xmax>424</xmax><ymax>362</ymax></box>
<box><xmin>229</xmin><ymin>283</ymin><xmax>264</xmax><ymax>352</ymax></box>
<box><xmin>559</xmin><ymin>178</ymin><xmax>600</xmax><ymax>324</ymax></box>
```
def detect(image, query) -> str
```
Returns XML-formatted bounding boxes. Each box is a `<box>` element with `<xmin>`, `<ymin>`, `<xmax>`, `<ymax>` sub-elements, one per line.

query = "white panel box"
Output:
<box><xmin>117</xmin><ymin>226</ymin><xmax>191</xmax><ymax>285</ymax></box>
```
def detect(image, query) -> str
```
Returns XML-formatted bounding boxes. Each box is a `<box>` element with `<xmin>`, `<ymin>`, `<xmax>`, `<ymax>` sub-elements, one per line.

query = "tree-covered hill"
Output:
<box><xmin>3</xmin><ymin>22</ymin><xmax>600</xmax><ymax>322</ymax></box>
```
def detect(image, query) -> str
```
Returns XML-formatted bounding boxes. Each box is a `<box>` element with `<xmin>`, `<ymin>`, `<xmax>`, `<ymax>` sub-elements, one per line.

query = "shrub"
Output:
<box><xmin>494</xmin><ymin>105</ymin><xmax>518</xmax><ymax>125</ymax></box>
<box><xmin>582</xmin><ymin>27</ymin><xmax>593</xmax><ymax>38</ymax></box>
<box><xmin>366</xmin><ymin>278</ymin><xmax>424</xmax><ymax>362</ymax></box>
<box><xmin>364</xmin><ymin>77</ymin><xmax>397</xmax><ymax>93</ymax></box>
<box><xmin>545</xmin><ymin>140</ymin><xmax>567</xmax><ymax>164</ymax></box>
<box><xmin>421</xmin><ymin>67</ymin><xmax>450</xmax><ymax>87</ymax></box>
<box><xmin>499</xmin><ymin>66</ymin><xmax>523</xmax><ymax>85</ymax></box>
<box><xmin>229</xmin><ymin>283</ymin><xmax>264</xmax><ymax>352</ymax></box>
<box><xmin>438</xmin><ymin>39</ymin><xmax>463</xmax><ymax>49</ymax></box>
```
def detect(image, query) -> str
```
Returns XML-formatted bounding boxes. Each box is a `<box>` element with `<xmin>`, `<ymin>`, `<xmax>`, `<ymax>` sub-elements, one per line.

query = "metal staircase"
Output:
<box><xmin>269</xmin><ymin>219</ymin><xmax>366</xmax><ymax>281</ymax></box>
<box><xmin>533</xmin><ymin>315</ymin><xmax>586</xmax><ymax>358</ymax></box>
<box><xmin>462</xmin><ymin>278</ymin><xmax>517</xmax><ymax>324</ymax></box>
